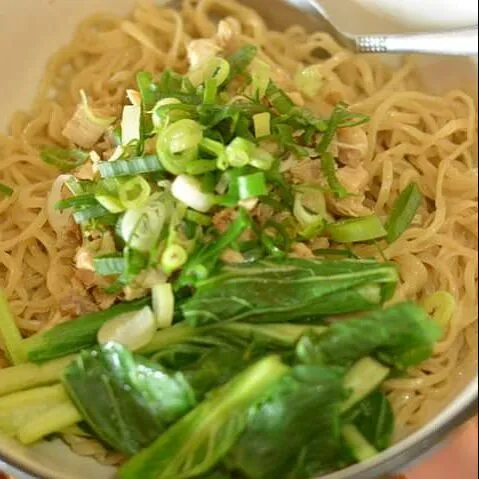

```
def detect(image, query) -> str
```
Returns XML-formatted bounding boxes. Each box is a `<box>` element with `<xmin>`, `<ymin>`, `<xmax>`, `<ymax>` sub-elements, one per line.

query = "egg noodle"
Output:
<box><xmin>0</xmin><ymin>0</ymin><xmax>477</xmax><ymax>444</ymax></box>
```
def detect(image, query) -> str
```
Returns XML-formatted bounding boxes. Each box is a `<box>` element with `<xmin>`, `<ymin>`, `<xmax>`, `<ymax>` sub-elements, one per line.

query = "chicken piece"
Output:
<box><xmin>290</xmin><ymin>242</ymin><xmax>315</xmax><ymax>259</ymax></box>
<box><xmin>91</xmin><ymin>288</ymin><xmax>117</xmax><ymax>311</ymax></box>
<box><xmin>215</xmin><ymin>17</ymin><xmax>242</xmax><ymax>53</ymax></box>
<box><xmin>187</xmin><ymin>39</ymin><xmax>222</xmax><ymax>70</ymax></box>
<box><xmin>212</xmin><ymin>208</ymin><xmax>237</xmax><ymax>233</ymax></box>
<box><xmin>290</xmin><ymin>159</ymin><xmax>323</xmax><ymax>185</ymax></box>
<box><xmin>327</xmin><ymin>165</ymin><xmax>372</xmax><ymax>217</ymax></box>
<box><xmin>62</xmin><ymin>106</ymin><xmax>107</xmax><ymax>149</ymax></box>
<box><xmin>220</xmin><ymin>249</ymin><xmax>245</xmax><ymax>264</ymax></box>
<box><xmin>75</xmin><ymin>161</ymin><xmax>95</xmax><ymax>181</ymax></box>
<box><xmin>75</xmin><ymin>248</ymin><xmax>95</xmax><ymax>272</ymax></box>
<box><xmin>337</xmin><ymin>127</ymin><xmax>369</xmax><ymax>167</ymax></box>
<box><xmin>59</xmin><ymin>292</ymin><xmax>99</xmax><ymax>317</ymax></box>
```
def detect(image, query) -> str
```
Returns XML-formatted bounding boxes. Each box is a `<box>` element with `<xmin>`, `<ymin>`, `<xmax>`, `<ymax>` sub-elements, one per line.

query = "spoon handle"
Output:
<box><xmin>353</xmin><ymin>26</ymin><xmax>478</xmax><ymax>56</ymax></box>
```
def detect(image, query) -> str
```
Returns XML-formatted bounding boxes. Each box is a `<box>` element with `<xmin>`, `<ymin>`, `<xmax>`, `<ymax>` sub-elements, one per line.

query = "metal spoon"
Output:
<box><xmin>288</xmin><ymin>0</ymin><xmax>478</xmax><ymax>55</ymax></box>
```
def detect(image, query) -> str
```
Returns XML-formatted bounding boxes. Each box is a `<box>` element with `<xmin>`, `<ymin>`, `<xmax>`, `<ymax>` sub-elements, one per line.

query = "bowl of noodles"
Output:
<box><xmin>0</xmin><ymin>1</ymin><xmax>477</xmax><ymax>479</ymax></box>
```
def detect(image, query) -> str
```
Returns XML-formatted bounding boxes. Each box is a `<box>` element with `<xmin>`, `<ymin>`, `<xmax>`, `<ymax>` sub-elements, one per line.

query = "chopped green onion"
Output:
<box><xmin>152</xmin><ymin>98</ymin><xmax>183</xmax><ymax>128</ymax></box>
<box><xmin>152</xmin><ymin>284</ymin><xmax>175</xmax><ymax>329</ymax></box>
<box><xmin>293</xmin><ymin>190</ymin><xmax>331</xmax><ymax>227</ymax></box>
<box><xmin>185</xmin><ymin>210</ymin><xmax>212</xmax><ymax>226</ymax></box>
<box><xmin>93</xmin><ymin>255</ymin><xmax>126</xmax><ymax>276</ymax></box>
<box><xmin>0</xmin><ymin>290</ymin><xmax>26</xmax><ymax>365</ymax></box>
<box><xmin>121</xmin><ymin>105</ymin><xmax>142</xmax><ymax>146</ymax></box>
<box><xmin>185</xmin><ymin>159</ymin><xmax>218</xmax><ymax>176</ymax></box>
<box><xmin>250</xmin><ymin>148</ymin><xmax>275</xmax><ymax>171</ymax></box>
<box><xmin>161</xmin><ymin>245</ymin><xmax>188</xmax><ymax>274</ymax></box>
<box><xmin>97</xmin><ymin>307</ymin><xmax>156</xmax><ymax>352</ymax></box>
<box><xmin>119</xmin><ymin>177</ymin><xmax>151</xmax><ymax>210</ymax></box>
<box><xmin>73</xmin><ymin>204</ymin><xmax>112</xmax><ymax>224</ymax></box>
<box><xmin>237</xmin><ymin>172</ymin><xmax>268</xmax><ymax>200</ymax></box>
<box><xmin>95</xmin><ymin>195</ymin><xmax>124</xmax><ymax>214</ymax></box>
<box><xmin>40</xmin><ymin>147</ymin><xmax>89</xmax><ymax>172</ymax></box>
<box><xmin>54</xmin><ymin>194</ymin><xmax>97</xmax><ymax>211</ymax></box>
<box><xmin>294</xmin><ymin>65</ymin><xmax>323</xmax><ymax>98</ymax></box>
<box><xmin>203</xmin><ymin>57</ymin><xmax>231</xmax><ymax>86</ymax></box>
<box><xmin>266</xmin><ymin>83</ymin><xmax>294</xmax><ymax>115</ymax></box>
<box><xmin>253</xmin><ymin>112</ymin><xmax>271</xmax><ymax>138</ymax></box>
<box><xmin>120</xmin><ymin>193</ymin><xmax>170</xmax><ymax>252</ymax></box>
<box><xmin>136</xmin><ymin>72</ymin><xmax>159</xmax><ymax>111</ymax></box>
<box><xmin>162</xmin><ymin>119</ymin><xmax>203</xmax><ymax>154</ymax></box>
<box><xmin>313</xmin><ymin>248</ymin><xmax>356</xmax><ymax>258</ymax></box>
<box><xmin>0</xmin><ymin>182</ymin><xmax>13</xmax><ymax>197</ymax></box>
<box><xmin>203</xmin><ymin>78</ymin><xmax>218</xmax><ymax>105</ymax></box>
<box><xmin>327</xmin><ymin>215</ymin><xmax>387</xmax><ymax>243</ymax></box>
<box><xmin>79</xmin><ymin>90</ymin><xmax>116</xmax><ymax>127</ymax></box>
<box><xmin>98</xmin><ymin>155</ymin><xmax>164</xmax><ymax>177</ymax></box>
<box><xmin>64</xmin><ymin>177</ymin><xmax>88</xmax><ymax>196</ymax></box>
<box><xmin>226</xmin><ymin>138</ymin><xmax>254</xmax><ymax>168</ymax></box>
<box><xmin>385</xmin><ymin>183</ymin><xmax>423</xmax><ymax>243</ymax></box>
<box><xmin>250</xmin><ymin>59</ymin><xmax>272</xmax><ymax>99</ymax></box>
<box><xmin>171</xmin><ymin>175</ymin><xmax>214</xmax><ymax>213</ymax></box>
<box><xmin>227</xmin><ymin>44</ymin><xmax>258</xmax><ymax>82</ymax></box>
<box><xmin>321</xmin><ymin>152</ymin><xmax>349</xmax><ymax>199</ymax></box>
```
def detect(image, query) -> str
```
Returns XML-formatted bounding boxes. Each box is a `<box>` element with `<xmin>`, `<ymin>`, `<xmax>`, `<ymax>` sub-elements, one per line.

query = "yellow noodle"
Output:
<box><xmin>0</xmin><ymin>0</ymin><xmax>477</xmax><ymax>447</ymax></box>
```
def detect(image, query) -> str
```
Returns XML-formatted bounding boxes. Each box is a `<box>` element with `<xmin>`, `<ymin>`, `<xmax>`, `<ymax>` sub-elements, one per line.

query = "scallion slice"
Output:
<box><xmin>251</xmin><ymin>58</ymin><xmax>272</xmax><ymax>99</ymax></box>
<box><xmin>40</xmin><ymin>147</ymin><xmax>89</xmax><ymax>172</ymax></box>
<box><xmin>136</xmin><ymin>72</ymin><xmax>159</xmax><ymax>111</ymax></box>
<box><xmin>385</xmin><ymin>183</ymin><xmax>423</xmax><ymax>243</ymax></box>
<box><xmin>79</xmin><ymin>90</ymin><xmax>116</xmax><ymax>127</ymax></box>
<box><xmin>161</xmin><ymin>245</ymin><xmax>188</xmax><ymax>274</ymax></box>
<box><xmin>171</xmin><ymin>175</ymin><xmax>214</xmax><ymax>213</ymax></box>
<box><xmin>0</xmin><ymin>289</ymin><xmax>26</xmax><ymax>364</ymax></box>
<box><xmin>54</xmin><ymin>194</ymin><xmax>98</xmax><ymax>211</ymax></box>
<box><xmin>98</xmin><ymin>155</ymin><xmax>164</xmax><ymax>177</ymax></box>
<box><xmin>152</xmin><ymin>284</ymin><xmax>175</xmax><ymax>329</ymax></box>
<box><xmin>203</xmin><ymin>57</ymin><xmax>231</xmax><ymax>86</ymax></box>
<box><xmin>321</xmin><ymin>153</ymin><xmax>348</xmax><ymax>199</ymax></box>
<box><xmin>119</xmin><ymin>177</ymin><xmax>151</xmax><ymax>210</ymax></box>
<box><xmin>227</xmin><ymin>44</ymin><xmax>258</xmax><ymax>82</ymax></box>
<box><xmin>162</xmin><ymin>119</ymin><xmax>203</xmax><ymax>154</ymax></box>
<box><xmin>73</xmin><ymin>204</ymin><xmax>112</xmax><ymax>224</ymax></box>
<box><xmin>237</xmin><ymin>172</ymin><xmax>268</xmax><ymax>200</ymax></box>
<box><xmin>203</xmin><ymin>78</ymin><xmax>218</xmax><ymax>105</ymax></box>
<box><xmin>0</xmin><ymin>182</ymin><xmax>13</xmax><ymax>197</ymax></box>
<box><xmin>185</xmin><ymin>209</ymin><xmax>212</xmax><ymax>226</ymax></box>
<box><xmin>253</xmin><ymin>112</ymin><xmax>271</xmax><ymax>138</ymax></box>
<box><xmin>327</xmin><ymin>215</ymin><xmax>387</xmax><ymax>243</ymax></box>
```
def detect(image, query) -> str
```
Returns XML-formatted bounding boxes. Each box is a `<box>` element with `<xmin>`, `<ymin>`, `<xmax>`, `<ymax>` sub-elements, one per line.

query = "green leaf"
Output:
<box><xmin>119</xmin><ymin>356</ymin><xmax>289</xmax><ymax>479</ymax></box>
<box><xmin>296</xmin><ymin>302</ymin><xmax>442</xmax><ymax>369</ymax></box>
<box><xmin>348</xmin><ymin>391</ymin><xmax>394</xmax><ymax>452</ymax></box>
<box><xmin>226</xmin><ymin>366</ymin><xmax>346</xmax><ymax>479</ymax></box>
<box><xmin>385</xmin><ymin>183</ymin><xmax>423</xmax><ymax>243</ymax></box>
<box><xmin>63</xmin><ymin>343</ymin><xmax>196</xmax><ymax>455</ymax></box>
<box><xmin>182</xmin><ymin>258</ymin><xmax>399</xmax><ymax>326</ymax></box>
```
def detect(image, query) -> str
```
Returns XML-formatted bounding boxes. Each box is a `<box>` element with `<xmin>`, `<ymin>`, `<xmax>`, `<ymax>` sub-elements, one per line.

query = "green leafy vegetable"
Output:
<box><xmin>296</xmin><ymin>302</ymin><xmax>442</xmax><ymax>369</ymax></box>
<box><xmin>226</xmin><ymin>366</ymin><xmax>346</xmax><ymax>479</ymax></box>
<box><xmin>63</xmin><ymin>343</ymin><xmax>196</xmax><ymax>455</ymax></box>
<box><xmin>385</xmin><ymin>182</ymin><xmax>423</xmax><ymax>243</ymax></box>
<box><xmin>182</xmin><ymin>258</ymin><xmax>398</xmax><ymax>325</ymax></box>
<box><xmin>23</xmin><ymin>298</ymin><xmax>151</xmax><ymax>362</ymax></box>
<box><xmin>40</xmin><ymin>146</ymin><xmax>89</xmax><ymax>171</ymax></box>
<box><xmin>119</xmin><ymin>356</ymin><xmax>289</xmax><ymax>479</ymax></box>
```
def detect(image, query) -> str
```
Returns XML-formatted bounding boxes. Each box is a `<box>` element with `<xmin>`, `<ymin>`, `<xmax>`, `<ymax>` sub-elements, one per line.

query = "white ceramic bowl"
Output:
<box><xmin>0</xmin><ymin>1</ymin><xmax>477</xmax><ymax>478</ymax></box>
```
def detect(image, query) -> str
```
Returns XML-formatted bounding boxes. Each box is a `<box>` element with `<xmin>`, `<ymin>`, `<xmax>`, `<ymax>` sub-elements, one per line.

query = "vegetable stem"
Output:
<box><xmin>0</xmin><ymin>290</ymin><xmax>26</xmax><ymax>365</ymax></box>
<box><xmin>342</xmin><ymin>424</ymin><xmax>379</xmax><ymax>462</ymax></box>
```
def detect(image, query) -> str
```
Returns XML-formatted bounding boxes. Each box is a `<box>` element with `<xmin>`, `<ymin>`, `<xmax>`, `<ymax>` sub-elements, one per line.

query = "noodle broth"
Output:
<box><xmin>0</xmin><ymin>1</ymin><xmax>477</xmax><ymax>479</ymax></box>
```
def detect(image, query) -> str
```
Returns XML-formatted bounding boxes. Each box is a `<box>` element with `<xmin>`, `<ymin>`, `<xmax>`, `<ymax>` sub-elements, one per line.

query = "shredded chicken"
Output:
<box><xmin>62</xmin><ymin>106</ymin><xmax>107</xmax><ymax>149</ymax></box>
<box><xmin>74</xmin><ymin>161</ymin><xmax>95</xmax><ymax>181</ymax></box>
<box><xmin>59</xmin><ymin>290</ymin><xmax>99</xmax><ymax>317</ymax></box>
<box><xmin>290</xmin><ymin>158</ymin><xmax>323</xmax><ymax>185</ymax></box>
<box><xmin>327</xmin><ymin>165</ymin><xmax>373</xmax><ymax>217</ymax></box>
<box><xmin>187</xmin><ymin>39</ymin><xmax>222</xmax><ymax>70</ymax></box>
<box><xmin>215</xmin><ymin>17</ymin><xmax>242</xmax><ymax>53</ymax></box>
<box><xmin>220</xmin><ymin>248</ymin><xmax>245</xmax><ymax>264</ymax></box>
<box><xmin>212</xmin><ymin>208</ymin><xmax>237</xmax><ymax>233</ymax></box>
<box><xmin>62</xmin><ymin>433</ymin><xmax>126</xmax><ymax>466</ymax></box>
<box><xmin>337</xmin><ymin>127</ymin><xmax>369</xmax><ymax>167</ymax></box>
<box><xmin>290</xmin><ymin>242</ymin><xmax>315</xmax><ymax>259</ymax></box>
<box><xmin>123</xmin><ymin>267</ymin><xmax>167</xmax><ymax>301</ymax></box>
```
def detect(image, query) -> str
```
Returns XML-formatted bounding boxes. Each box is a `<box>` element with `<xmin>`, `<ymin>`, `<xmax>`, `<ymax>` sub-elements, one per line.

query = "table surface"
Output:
<box><xmin>1</xmin><ymin>421</ymin><xmax>477</xmax><ymax>479</ymax></box>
